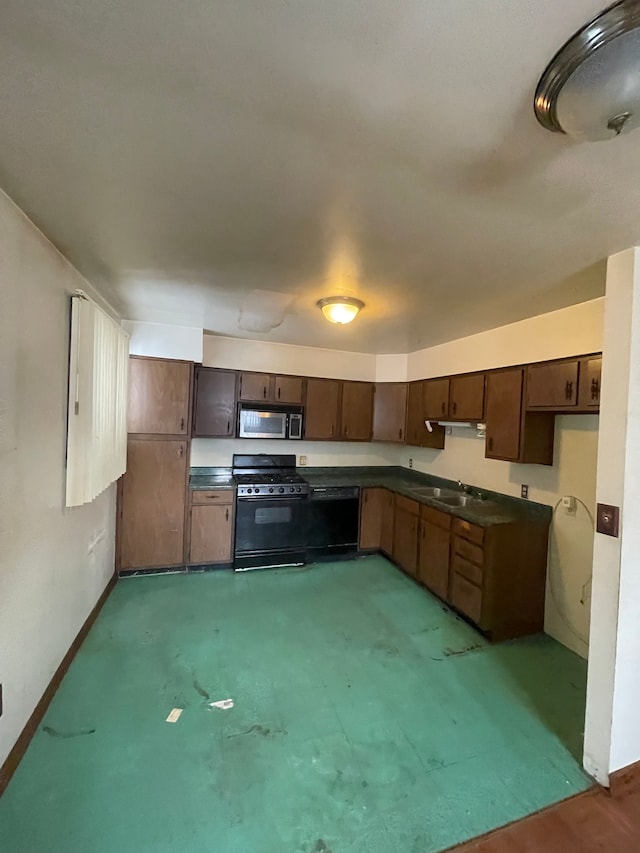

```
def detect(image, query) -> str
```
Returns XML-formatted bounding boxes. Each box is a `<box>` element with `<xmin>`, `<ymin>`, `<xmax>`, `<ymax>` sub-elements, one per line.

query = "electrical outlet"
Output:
<box><xmin>562</xmin><ymin>495</ymin><xmax>577</xmax><ymax>515</ymax></box>
<box><xmin>299</xmin><ymin>455</ymin><xmax>307</xmax><ymax>467</ymax></box>
<box><xmin>521</xmin><ymin>484</ymin><xmax>529</xmax><ymax>499</ymax></box>
<box><xmin>408</xmin><ymin>458</ymin><xmax>413</xmax><ymax>468</ymax></box>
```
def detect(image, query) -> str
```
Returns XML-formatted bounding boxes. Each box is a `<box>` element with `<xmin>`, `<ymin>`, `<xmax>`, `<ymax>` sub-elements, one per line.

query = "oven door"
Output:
<box><xmin>234</xmin><ymin>496</ymin><xmax>308</xmax><ymax>569</ymax></box>
<box><xmin>238</xmin><ymin>409</ymin><xmax>287</xmax><ymax>440</ymax></box>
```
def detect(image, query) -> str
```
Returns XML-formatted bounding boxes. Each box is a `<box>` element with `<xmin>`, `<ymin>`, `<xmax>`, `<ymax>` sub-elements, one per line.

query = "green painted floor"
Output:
<box><xmin>0</xmin><ymin>557</ymin><xmax>590</xmax><ymax>853</ymax></box>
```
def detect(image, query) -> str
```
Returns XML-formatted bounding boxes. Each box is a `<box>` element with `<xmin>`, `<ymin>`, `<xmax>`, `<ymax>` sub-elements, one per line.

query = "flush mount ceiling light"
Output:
<box><xmin>535</xmin><ymin>0</ymin><xmax>640</xmax><ymax>141</ymax></box>
<box><xmin>317</xmin><ymin>296</ymin><xmax>365</xmax><ymax>325</ymax></box>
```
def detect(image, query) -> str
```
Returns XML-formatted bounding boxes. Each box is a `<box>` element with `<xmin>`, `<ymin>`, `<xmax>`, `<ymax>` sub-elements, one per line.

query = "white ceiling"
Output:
<box><xmin>2</xmin><ymin>0</ymin><xmax>632</xmax><ymax>353</ymax></box>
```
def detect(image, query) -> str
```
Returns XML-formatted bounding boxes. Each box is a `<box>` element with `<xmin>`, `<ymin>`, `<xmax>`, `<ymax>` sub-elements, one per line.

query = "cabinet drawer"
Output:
<box><xmin>452</xmin><ymin>517</ymin><xmax>484</xmax><ymax>545</ymax></box>
<box><xmin>395</xmin><ymin>494</ymin><xmax>420</xmax><ymax>516</ymax></box>
<box><xmin>191</xmin><ymin>489</ymin><xmax>234</xmax><ymax>505</ymax></box>
<box><xmin>421</xmin><ymin>505</ymin><xmax>451</xmax><ymax>530</ymax></box>
<box><xmin>453</xmin><ymin>535</ymin><xmax>484</xmax><ymax>566</ymax></box>
<box><xmin>451</xmin><ymin>554</ymin><xmax>483</xmax><ymax>587</ymax></box>
<box><xmin>450</xmin><ymin>572</ymin><xmax>483</xmax><ymax>625</ymax></box>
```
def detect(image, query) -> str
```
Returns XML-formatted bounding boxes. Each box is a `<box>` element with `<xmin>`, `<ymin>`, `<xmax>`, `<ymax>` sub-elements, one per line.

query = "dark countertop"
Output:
<box><xmin>299</xmin><ymin>466</ymin><xmax>551</xmax><ymax>528</ymax></box>
<box><xmin>188</xmin><ymin>465</ymin><xmax>552</xmax><ymax>528</ymax></box>
<box><xmin>189</xmin><ymin>467</ymin><xmax>235</xmax><ymax>490</ymax></box>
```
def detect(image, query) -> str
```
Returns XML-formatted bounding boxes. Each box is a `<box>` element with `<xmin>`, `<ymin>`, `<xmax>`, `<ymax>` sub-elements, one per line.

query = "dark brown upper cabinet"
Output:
<box><xmin>238</xmin><ymin>371</ymin><xmax>272</xmax><ymax>402</ymax></box>
<box><xmin>373</xmin><ymin>382</ymin><xmax>408</xmax><ymax>442</ymax></box>
<box><xmin>340</xmin><ymin>381</ymin><xmax>374</xmax><ymax>441</ymax></box>
<box><xmin>485</xmin><ymin>368</ymin><xmax>554</xmax><ymax>465</ymax></box>
<box><xmin>274</xmin><ymin>375</ymin><xmax>304</xmax><ymax>404</ymax></box>
<box><xmin>578</xmin><ymin>356</ymin><xmax>602</xmax><ymax>410</ymax></box>
<box><xmin>423</xmin><ymin>378</ymin><xmax>450</xmax><ymax>421</ymax></box>
<box><xmin>406</xmin><ymin>381</ymin><xmax>445</xmax><ymax>449</ymax></box>
<box><xmin>127</xmin><ymin>356</ymin><xmax>192</xmax><ymax>436</ymax></box>
<box><xmin>526</xmin><ymin>360</ymin><xmax>579</xmax><ymax>409</ymax></box>
<box><xmin>305</xmin><ymin>378</ymin><xmax>341</xmax><ymax>440</ymax></box>
<box><xmin>238</xmin><ymin>371</ymin><xmax>304</xmax><ymax>404</ymax></box>
<box><xmin>192</xmin><ymin>367</ymin><xmax>237</xmax><ymax>437</ymax></box>
<box><xmin>449</xmin><ymin>374</ymin><xmax>485</xmax><ymax>421</ymax></box>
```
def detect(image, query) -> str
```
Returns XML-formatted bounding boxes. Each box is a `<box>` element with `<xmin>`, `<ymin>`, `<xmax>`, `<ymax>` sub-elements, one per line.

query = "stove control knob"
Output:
<box><xmin>279</xmin><ymin>487</ymin><xmax>285</xmax><ymax>494</ymax></box>
<box><xmin>289</xmin><ymin>487</ymin><xmax>294</xmax><ymax>492</ymax></box>
<box><xmin>297</xmin><ymin>487</ymin><xmax>301</xmax><ymax>493</ymax></box>
<box><xmin>247</xmin><ymin>488</ymin><xmax>252</xmax><ymax>494</ymax></box>
<box><xmin>269</xmin><ymin>487</ymin><xmax>274</xmax><ymax>493</ymax></box>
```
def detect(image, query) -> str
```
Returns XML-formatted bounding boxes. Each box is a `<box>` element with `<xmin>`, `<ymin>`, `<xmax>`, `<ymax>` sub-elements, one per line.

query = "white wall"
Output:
<box><xmin>584</xmin><ymin>248</ymin><xmax>640</xmax><ymax>785</ymax></box>
<box><xmin>204</xmin><ymin>333</ymin><xmax>376</xmax><ymax>380</ymax></box>
<box><xmin>191</xmin><ymin>439</ymin><xmax>394</xmax><ymax>468</ymax></box>
<box><xmin>123</xmin><ymin>319</ymin><xmax>203</xmax><ymax>362</ymax></box>
<box><xmin>0</xmin><ymin>190</ymin><xmax>116</xmax><ymax>769</ymax></box>
<box><xmin>407</xmin><ymin>298</ymin><xmax>604</xmax><ymax>379</ymax></box>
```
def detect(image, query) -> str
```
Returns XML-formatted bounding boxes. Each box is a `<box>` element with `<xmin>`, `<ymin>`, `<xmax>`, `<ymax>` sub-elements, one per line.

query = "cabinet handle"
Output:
<box><xmin>330</xmin><ymin>424</ymin><xmax>335</xmax><ymax>437</ymax></box>
<box><xmin>398</xmin><ymin>428</ymin><xmax>403</xmax><ymax>440</ymax></box>
<box><xmin>277</xmin><ymin>387</ymin><xmax>281</xmax><ymax>400</ymax></box>
<box><xmin>565</xmin><ymin>380</ymin><xmax>574</xmax><ymax>401</ymax></box>
<box><xmin>227</xmin><ymin>420</ymin><xmax>231</xmax><ymax>434</ymax></box>
<box><xmin>591</xmin><ymin>378</ymin><xmax>599</xmax><ymax>400</ymax></box>
<box><xmin>263</xmin><ymin>385</ymin><xmax>267</xmax><ymax>399</ymax></box>
<box><xmin>225</xmin><ymin>508</ymin><xmax>229</xmax><ymax>522</ymax></box>
<box><xmin>441</xmin><ymin>401</ymin><xmax>446</xmax><ymax>414</ymax></box>
<box><xmin>452</xmin><ymin>401</ymin><xmax>457</xmax><ymax>415</ymax></box>
<box><xmin>180</xmin><ymin>417</ymin><xmax>185</xmax><ymax>431</ymax></box>
<box><xmin>488</xmin><ymin>436</ymin><xmax>494</xmax><ymax>452</ymax></box>
<box><xmin>179</xmin><ymin>444</ymin><xmax>184</xmax><ymax>457</ymax></box>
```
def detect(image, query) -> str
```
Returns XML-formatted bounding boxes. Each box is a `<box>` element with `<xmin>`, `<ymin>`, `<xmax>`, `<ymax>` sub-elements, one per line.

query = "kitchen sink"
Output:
<box><xmin>410</xmin><ymin>487</ymin><xmax>460</xmax><ymax>498</ymax></box>
<box><xmin>434</xmin><ymin>494</ymin><xmax>480</xmax><ymax>507</ymax></box>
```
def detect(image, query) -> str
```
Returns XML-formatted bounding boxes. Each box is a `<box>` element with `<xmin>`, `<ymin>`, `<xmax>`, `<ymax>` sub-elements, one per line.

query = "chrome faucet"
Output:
<box><xmin>457</xmin><ymin>480</ymin><xmax>472</xmax><ymax>495</ymax></box>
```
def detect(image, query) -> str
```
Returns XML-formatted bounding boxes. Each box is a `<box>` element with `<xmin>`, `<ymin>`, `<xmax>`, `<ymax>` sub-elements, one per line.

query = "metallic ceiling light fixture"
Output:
<box><xmin>317</xmin><ymin>295</ymin><xmax>365</xmax><ymax>325</ymax></box>
<box><xmin>535</xmin><ymin>0</ymin><xmax>640</xmax><ymax>141</ymax></box>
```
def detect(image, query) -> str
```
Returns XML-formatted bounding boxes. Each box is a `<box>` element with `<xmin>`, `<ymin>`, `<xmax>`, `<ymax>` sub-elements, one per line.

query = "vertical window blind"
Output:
<box><xmin>65</xmin><ymin>292</ymin><xmax>129</xmax><ymax>507</ymax></box>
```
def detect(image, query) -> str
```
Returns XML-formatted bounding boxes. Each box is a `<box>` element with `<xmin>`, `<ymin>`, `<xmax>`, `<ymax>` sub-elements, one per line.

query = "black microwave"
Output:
<box><xmin>238</xmin><ymin>404</ymin><xmax>303</xmax><ymax>440</ymax></box>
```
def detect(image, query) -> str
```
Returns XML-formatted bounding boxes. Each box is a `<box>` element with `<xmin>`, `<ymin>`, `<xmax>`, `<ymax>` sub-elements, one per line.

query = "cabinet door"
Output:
<box><xmin>274</xmin><ymin>375</ymin><xmax>304</xmax><ymax>404</ymax></box>
<box><xmin>239</xmin><ymin>372</ymin><xmax>272</xmax><ymax>402</ymax></box>
<box><xmin>373</xmin><ymin>383</ymin><xmax>408</xmax><ymax>442</ymax></box>
<box><xmin>359</xmin><ymin>487</ymin><xmax>383</xmax><ymax>549</ymax></box>
<box><xmin>341</xmin><ymin>381</ymin><xmax>374</xmax><ymax>441</ymax></box>
<box><xmin>305</xmin><ymin>379</ymin><xmax>341</xmax><ymax>440</ymax></box>
<box><xmin>578</xmin><ymin>357</ymin><xmax>602</xmax><ymax>409</ymax></box>
<box><xmin>380</xmin><ymin>490</ymin><xmax>395</xmax><ymax>555</ymax></box>
<box><xmin>193</xmin><ymin>367</ymin><xmax>236</xmax><ymax>437</ymax></box>
<box><xmin>423</xmin><ymin>378</ymin><xmax>450</xmax><ymax>420</ymax></box>
<box><xmin>418</xmin><ymin>520</ymin><xmax>451</xmax><ymax>600</ymax></box>
<box><xmin>527</xmin><ymin>361</ymin><xmax>579</xmax><ymax>408</ymax></box>
<box><xmin>120</xmin><ymin>439</ymin><xmax>188</xmax><ymax>570</ymax></box>
<box><xmin>405</xmin><ymin>382</ymin><xmax>446</xmax><ymax>449</ymax></box>
<box><xmin>392</xmin><ymin>500</ymin><xmax>419</xmax><ymax>576</ymax></box>
<box><xmin>449</xmin><ymin>374</ymin><xmax>485</xmax><ymax>421</ymax></box>
<box><xmin>189</xmin><ymin>504</ymin><xmax>233</xmax><ymax>564</ymax></box>
<box><xmin>127</xmin><ymin>357</ymin><xmax>191</xmax><ymax>435</ymax></box>
<box><xmin>484</xmin><ymin>369</ymin><xmax>523</xmax><ymax>461</ymax></box>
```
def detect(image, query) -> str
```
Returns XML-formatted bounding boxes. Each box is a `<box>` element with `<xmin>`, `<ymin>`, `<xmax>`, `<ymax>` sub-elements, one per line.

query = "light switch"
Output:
<box><xmin>597</xmin><ymin>503</ymin><xmax>619</xmax><ymax>537</ymax></box>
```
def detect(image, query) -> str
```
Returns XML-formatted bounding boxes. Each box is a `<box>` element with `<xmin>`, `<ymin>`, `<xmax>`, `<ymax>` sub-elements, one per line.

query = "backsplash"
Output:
<box><xmin>190</xmin><ymin>438</ymin><xmax>397</xmax><ymax>468</ymax></box>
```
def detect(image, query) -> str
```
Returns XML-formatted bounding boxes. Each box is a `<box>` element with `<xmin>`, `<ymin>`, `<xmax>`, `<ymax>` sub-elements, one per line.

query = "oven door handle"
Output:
<box><xmin>236</xmin><ymin>495</ymin><xmax>309</xmax><ymax>502</ymax></box>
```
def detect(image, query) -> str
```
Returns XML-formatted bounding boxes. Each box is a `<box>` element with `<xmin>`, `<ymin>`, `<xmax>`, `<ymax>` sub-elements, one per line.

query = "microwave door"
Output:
<box><xmin>239</xmin><ymin>410</ymin><xmax>287</xmax><ymax>439</ymax></box>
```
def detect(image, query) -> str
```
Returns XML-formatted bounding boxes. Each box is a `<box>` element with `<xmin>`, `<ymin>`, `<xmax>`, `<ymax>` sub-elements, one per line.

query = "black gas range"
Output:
<box><xmin>232</xmin><ymin>454</ymin><xmax>310</xmax><ymax>571</ymax></box>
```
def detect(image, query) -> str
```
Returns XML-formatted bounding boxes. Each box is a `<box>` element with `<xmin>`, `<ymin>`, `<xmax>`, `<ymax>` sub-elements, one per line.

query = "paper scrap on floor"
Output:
<box><xmin>209</xmin><ymin>699</ymin><xmax>234</xmax><ymax>710</ymax></box>
<box><xmin>166</xmin><ymin>708</ymin><xmax>183</xmax><ymax>723</ymax></box>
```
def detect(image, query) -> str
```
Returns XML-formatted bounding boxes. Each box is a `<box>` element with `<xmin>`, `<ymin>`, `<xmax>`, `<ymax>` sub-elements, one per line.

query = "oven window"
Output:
<box><xmin>255</xmin><ymin>506</ymin><xmax>292</xmax><ymax>525</ymax></box>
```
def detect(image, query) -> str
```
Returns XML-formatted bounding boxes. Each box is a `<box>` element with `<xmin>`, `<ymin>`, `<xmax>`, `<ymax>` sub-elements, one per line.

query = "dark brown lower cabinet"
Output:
<box><xmin>379</xmin><ymin>489</ymin><xmax>395</xmax><ymax>555</ymax></box>
<box><xmin>119</xmin><ymin>439</ymin><xmax>188</xmax><ymax>570</ymax></box>
<box><xmin>392</xmin><ymin>495</ymin><xmax>419</xmax><ymax>577</ymax></box>
<box><xmin>418</xmin><ymin>507</ymin><xmax>451</xmax><ymax>599</ymax></box>
<box><xmin>189</xmin><ymin>502</ymin><xmax>233</xmax><ymax>564</ymax></box>
<box><xmin>359</xmin><ymin>487</ymin><xmax>384</xmax><ymax>549</ymax></box>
